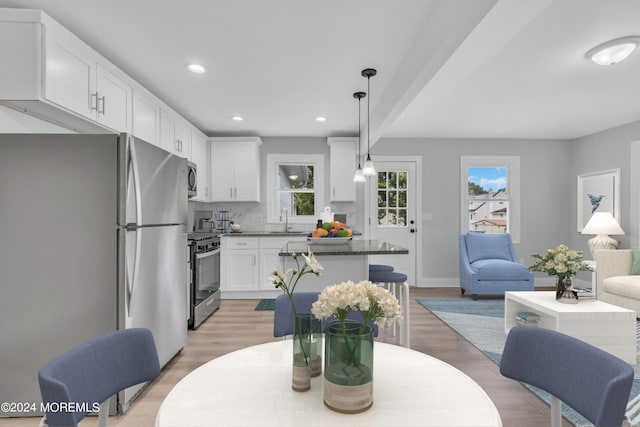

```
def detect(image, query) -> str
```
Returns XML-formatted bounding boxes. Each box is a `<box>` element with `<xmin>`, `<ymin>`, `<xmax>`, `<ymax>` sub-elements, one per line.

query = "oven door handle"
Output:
<box><xmin>195</xmin><ymin>248</ymin><xmax>220</xmax><ymax>260</ymax></box>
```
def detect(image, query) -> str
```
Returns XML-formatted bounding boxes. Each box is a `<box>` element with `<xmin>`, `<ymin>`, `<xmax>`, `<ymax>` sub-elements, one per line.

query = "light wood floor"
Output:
<box><xmin>1</xmin><ymin>287</ymin><xmax>572</xmax><ymax>427</ymax></box>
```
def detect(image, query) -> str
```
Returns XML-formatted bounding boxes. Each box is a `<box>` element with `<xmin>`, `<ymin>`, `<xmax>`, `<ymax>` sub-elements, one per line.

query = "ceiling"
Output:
<box><xmin>1</xmin><ymin>0</ymin><xmax>639</xmax><ymax>144</ymax></box>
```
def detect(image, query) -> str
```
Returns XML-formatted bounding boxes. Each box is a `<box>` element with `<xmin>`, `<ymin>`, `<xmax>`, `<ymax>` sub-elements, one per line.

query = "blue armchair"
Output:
<box><xmin>459</xmin><ymin>232</ymin><xmax>534</xmax><ymax>299</ymax></box>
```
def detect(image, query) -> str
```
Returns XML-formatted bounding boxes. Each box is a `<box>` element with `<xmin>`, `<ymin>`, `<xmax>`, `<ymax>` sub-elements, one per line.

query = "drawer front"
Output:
<box><xmin>223</xmin><ymin>237</ymin><xmax>258</xmax><ymax>249</ymax></box>
<box><xmin>259</xmin><ymin>236</ymin><xmax>306</xmax><ymax>249</ymax></box>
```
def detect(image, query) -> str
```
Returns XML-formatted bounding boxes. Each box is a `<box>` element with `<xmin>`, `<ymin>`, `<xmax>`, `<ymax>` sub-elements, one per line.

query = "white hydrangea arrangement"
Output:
<box><xmin>529</xmin><ymin>244</ymin><xmax>593</xmax><ymax>279</ymax></box>
<box><xmin>311</xmin><ymin>280</ymin><xmax>401</xmax><ymax>329</ymax></box>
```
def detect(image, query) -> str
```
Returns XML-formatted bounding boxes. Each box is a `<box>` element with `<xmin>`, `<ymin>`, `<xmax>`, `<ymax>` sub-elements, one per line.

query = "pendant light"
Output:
<box><xmin>361</xmin><ymin>68</ymin><xmax>377</xmax><ymax>176</ymax></box>
<box><xmin>353</xmin><ymin>91</ymin><xmax>366</xmax><ymax>183</ymax></box>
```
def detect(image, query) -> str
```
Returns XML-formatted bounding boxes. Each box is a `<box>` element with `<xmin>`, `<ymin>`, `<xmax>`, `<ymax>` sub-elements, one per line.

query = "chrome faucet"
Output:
<box><xmin>280</xmin><ymin>207</ymin><xmax>289</xmax><ymax>232</ymax></box>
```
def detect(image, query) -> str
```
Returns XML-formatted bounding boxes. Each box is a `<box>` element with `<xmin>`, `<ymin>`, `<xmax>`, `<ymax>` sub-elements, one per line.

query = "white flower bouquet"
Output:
<box><xmin>311</xmin><ymin>280</ymin><xmax>401</xmax><ymax>330</ymax></box>
<box><xmin>529</xmin><ymin>244</ymin><xmax>593</xmax><ymax>279</ymax></box>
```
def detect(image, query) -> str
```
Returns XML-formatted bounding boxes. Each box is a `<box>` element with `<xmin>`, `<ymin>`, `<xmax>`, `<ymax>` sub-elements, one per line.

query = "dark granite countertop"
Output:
<box><xmin>279</xmin><ymin>239</ymin><xmax>408</xmax><ymax>256</ymax></box>
<box><xmin>220</xmin><ymin>231</ymin><xmax>308</xmax><ymax>237</ymax></box>
<box><xmin>221</xmin><ymin>230</ymin><xmax>362</xmax><ymax>237</ymax></box>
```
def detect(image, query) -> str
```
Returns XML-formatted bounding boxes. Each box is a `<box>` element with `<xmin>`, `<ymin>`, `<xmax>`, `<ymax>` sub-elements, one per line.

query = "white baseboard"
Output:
<box><xmin>413</xmin><ymin>276</ymin><xmax>592</xmax><ymax>289</ymax></box>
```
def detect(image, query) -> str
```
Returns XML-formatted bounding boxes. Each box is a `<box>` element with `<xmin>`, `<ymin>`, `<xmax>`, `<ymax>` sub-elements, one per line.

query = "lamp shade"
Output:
<box><xmin>581</xmin><ymin>212</ymin><xmax>624</xmax><ymax>235</ymax></box>
<box><xmin>581</xmin><ymin>212</ymin><xmax>624</xmax><ymax>258</ymax></box>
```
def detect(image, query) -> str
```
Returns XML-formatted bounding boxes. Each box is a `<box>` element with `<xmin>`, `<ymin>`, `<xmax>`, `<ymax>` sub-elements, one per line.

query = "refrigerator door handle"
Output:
<box><xmin>126</xmin><ymin>137</ymin><xmax>143</xmax><ymax>316</ymax></box>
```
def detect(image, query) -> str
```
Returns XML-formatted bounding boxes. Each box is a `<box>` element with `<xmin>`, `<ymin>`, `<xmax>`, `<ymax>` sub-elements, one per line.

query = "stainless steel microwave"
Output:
<box><xmin>187</xmin><ymin>161</ymin><xmax>197</xmax><ymax>198</ymax></box>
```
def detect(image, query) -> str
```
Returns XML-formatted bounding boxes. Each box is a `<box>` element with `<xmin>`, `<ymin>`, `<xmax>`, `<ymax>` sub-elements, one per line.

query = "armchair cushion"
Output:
<box><xmin>603</xmin><ymin>276</ymin><xmax>640</xmax><ymax>299</ymax></box>
<box><xmin>465</xmin><ymin>232</ymin><xmax>513</xmax><ymax>263</ymax></box>
<box><xmin>471</xmin><ymin>259</ymin><xmax>532</xmax><ymax>280</ymax></box>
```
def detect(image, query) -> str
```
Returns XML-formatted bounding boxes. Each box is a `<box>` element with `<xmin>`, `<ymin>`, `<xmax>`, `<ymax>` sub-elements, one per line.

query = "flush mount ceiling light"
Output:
<box><xmin>586</xmin><ymin>36</ymin><xmax>640</xmax><ymax>65</ymax></box>
<box><xmin>288</xmin><ymin>174</ymin><xmax>299</xmax><ymax>181</ymax></box>
<box><xmin>361</xmin><ymin>68</ymin><xmax>377</xmax><ymax>176</ymax></box>
<box><xmin>315</xmin><ymin>116</ymin><xmax>327</xmax><ymax>122</ymax></box>
<box><xmin>353</xmin><ymin>91</ymin><xmax>366</xmax><ymax>183</ymax></box>
<box><xmin>186</xmin><ymin>63</ymin><xmax>206</xmax><ymax>73</ymax></box>
<box><xmin>231</xmin><ymin>115</ymin><xmax>244</xmax><ymax>122</ymax></box>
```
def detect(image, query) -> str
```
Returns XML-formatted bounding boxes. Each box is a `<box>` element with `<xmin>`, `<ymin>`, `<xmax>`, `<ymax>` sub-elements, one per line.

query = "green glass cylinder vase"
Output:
<box><xmin>291</xmin><ymin>313</ymin><xmax>322</xmax><ymax>391</ymax></box>
<box><xmin>323</xmin><ymin>319</ymin><xmax>374</xmax><ymax>413</ymax></box>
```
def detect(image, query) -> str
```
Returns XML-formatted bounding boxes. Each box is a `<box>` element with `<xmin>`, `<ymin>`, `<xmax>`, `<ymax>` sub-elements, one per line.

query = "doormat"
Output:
<box><xmin>255</xmin><ymin>299</ymin><xmax>275</xmax><ymax>311</ymax></box>
<box><xmin>416</xmin><ymin>297</ymin><xmax>640</xmax><ymax>427</ymax></box>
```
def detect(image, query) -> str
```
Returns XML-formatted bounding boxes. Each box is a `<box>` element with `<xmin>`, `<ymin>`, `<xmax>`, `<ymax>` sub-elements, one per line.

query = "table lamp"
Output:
<box><xmin>581</xmin><ymin>211</ymin><xmax>625</xmax><ymax>258</ymax></box>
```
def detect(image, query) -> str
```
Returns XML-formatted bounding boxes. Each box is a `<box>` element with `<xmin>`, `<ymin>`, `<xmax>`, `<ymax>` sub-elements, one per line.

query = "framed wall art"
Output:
<box><xmin>577</xmin><ymin>168</ymin><xmax>620</xmax><ymax>232</ymax></box>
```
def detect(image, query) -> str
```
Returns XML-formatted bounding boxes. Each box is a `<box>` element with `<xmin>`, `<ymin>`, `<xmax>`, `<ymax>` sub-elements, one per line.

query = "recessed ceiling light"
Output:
<box><xmin>586</xmin><ymin>36</ymin><xmax>640</xmax><ymax>65</ymax></box>
<box><xmin>187</xmin><ymin>63</ymin><xmax>206</xmax><ymax>73</ymax></box>
<box><xmin>315</xmin><ymin>116</ymin><xmax>327</xmax><ymax>122</ymax></box>
<box><xmin>231</xmin><ymin>115</ymin><xmax>244</xmax><ymax>122</ymax></box>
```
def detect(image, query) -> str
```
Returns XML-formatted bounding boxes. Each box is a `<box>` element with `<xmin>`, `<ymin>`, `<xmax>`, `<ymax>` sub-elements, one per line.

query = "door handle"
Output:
<box><xmin>410</xmin><ymin>228</ymin><xmax>416</xmax><ymax>233</ymax></box>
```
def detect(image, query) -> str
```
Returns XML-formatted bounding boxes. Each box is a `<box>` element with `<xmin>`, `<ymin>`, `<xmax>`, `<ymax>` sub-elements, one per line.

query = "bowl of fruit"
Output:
<box><xmin>307</xmin><ymin>221</ymin><xmax>353</xmax><ymax>244</ymax></box>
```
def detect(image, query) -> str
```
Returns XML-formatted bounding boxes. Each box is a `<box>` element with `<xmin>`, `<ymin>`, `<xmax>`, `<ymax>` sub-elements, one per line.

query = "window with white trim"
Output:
<box><xmin>267</xmin><ymin>154</ymin><xmax>324</xmax><ymax>224</ymax></box>
<box><xmin>460</xmin><ymin>156</ymin><xmax>520</xmax><ymax>242</ymax></box>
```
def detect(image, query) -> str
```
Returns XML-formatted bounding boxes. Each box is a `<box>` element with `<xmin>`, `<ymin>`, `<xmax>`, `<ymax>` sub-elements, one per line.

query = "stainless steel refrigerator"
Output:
<box><xmin>0</xmin><ymin>133</ymin><xmax>188</xmax><ymax>416</ymax></box>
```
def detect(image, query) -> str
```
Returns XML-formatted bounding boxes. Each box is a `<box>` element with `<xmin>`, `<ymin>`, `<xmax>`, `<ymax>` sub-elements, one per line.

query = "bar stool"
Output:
<box><xmin>368</xmin><ymin>269</ymin><xmax>410</xmax><ymax>348</ymax></box>
<box><xmin>369</xmin><ymin>264</ymin><xmax>394</xmax><ymax>272</ymax></box>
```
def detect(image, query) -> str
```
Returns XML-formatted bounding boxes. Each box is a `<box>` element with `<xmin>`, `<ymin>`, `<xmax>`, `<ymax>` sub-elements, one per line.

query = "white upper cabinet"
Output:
<box><xmin>94</xmin><ymin>65</ymin><xmax>132</xmax><ymax>132</ymax></box>
<box><xmin>42</xmin><ymin>19</ymin><xmax>132</xmax><ymax>132</ymax></box>
<box><xmin>328</xmin><ymin>137</ymin><xmax>357</xmax><ymax>201</ymax></box>
<box><xmin>161</xmin><ymin>110</ymin><xmax>191</xmax><ymax>159</ymax></box>
<box><xmin>0</xmin><ymin>9</ymin><xmax>199</xmax><ymax>146</ymax></box>
<box><xmin>132</xmin><ymin>89</ymin><xmax>160</xmax><ymax>146</ymax></box>
<box><xmin>209</xmin><ymin>137</ymin><xmax>262</xmax><ymax>202</ymax></box>
<box><xmin>190</xmin><ymin>130</ymin><xmax>208</xmax><ymax>201</ymax></box>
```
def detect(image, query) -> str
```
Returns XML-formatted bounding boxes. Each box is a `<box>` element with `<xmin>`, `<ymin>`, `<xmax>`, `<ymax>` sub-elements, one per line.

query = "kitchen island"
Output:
<box><xmin>279</xmin><ymin>239</ymin><xmax>408</xmax><ymax>292</ymax></box>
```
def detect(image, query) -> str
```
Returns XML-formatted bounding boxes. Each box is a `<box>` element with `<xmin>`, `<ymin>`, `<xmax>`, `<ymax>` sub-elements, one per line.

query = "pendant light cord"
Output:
<box><xmin>358</xmin><ymin>95</ymin><xmax>362</xmax><ymax>165</ymax></box>
<box><xmin>366</xmin><ymin>75</ymin><xmax>371</xmax><ymax>161</ymax></box>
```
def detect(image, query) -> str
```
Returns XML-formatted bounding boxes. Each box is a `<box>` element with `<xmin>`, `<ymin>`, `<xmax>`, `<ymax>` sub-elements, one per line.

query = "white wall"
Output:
<box><xmin>569</xmin><ymin>120</ymin><xmax>640</xmax><ymax>252</ymax></box>
<box><xmin>372</xmin><ymin>137</ymin><xmax>573</xmax><ymax>285</ymax></box>
<box><xmin>181</xmin><ymin>122</ymin><xmax>640</xmax><ymax>285</ymax></box>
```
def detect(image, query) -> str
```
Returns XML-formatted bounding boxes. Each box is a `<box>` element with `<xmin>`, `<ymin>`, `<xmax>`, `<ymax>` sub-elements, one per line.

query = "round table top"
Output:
<box><xmin>155</xmin><ymin>340</ymin><xmax>502</xmax><ymax>427</ymax></box>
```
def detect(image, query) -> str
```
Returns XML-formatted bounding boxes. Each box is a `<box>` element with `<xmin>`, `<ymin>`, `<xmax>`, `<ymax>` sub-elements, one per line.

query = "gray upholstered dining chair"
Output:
<box><xmin>500</xmin><ymin>327</ymin><xmax>633</xmax><ymax>427</ymax></box>
<box><xmin>273</xmin><ymin>292</ymin><xmax>320</xmax><ymax>337</ymax></box>
<box><xmin>38</xmin><ymin>328</ymin><xmax>160</xmax><ymax>427</ymax></box>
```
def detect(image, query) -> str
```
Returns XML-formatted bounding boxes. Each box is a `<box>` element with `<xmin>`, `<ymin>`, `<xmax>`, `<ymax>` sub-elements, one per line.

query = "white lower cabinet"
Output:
<box><xmin>221</xmin><ymin>235</ymin><xmax>306</xmax><ymax>296</ymax></box>
<box><xmin>221</xmin><ymin>237</ymin><xmax>259</xmax><ymax>292</ymax></box>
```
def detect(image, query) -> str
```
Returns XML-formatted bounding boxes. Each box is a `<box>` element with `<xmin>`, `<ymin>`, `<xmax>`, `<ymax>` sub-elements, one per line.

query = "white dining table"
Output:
<box><xmin>155</xmin><ymin>340</ymin><xmax>502</xmax><ymax>427</ymax></box>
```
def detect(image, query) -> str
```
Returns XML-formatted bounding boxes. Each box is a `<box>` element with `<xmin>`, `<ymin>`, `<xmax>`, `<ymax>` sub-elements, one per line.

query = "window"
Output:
<box><xmin>267</xmin><ymin>154</ymin><xmax>324</xmax><ymax>224</ymax></box>
<box><xmin>460</xmin><ymin>156</ymin><xmax>520</xmax><ymax>242</ymax></box>
<box><xmin>377</xmin><ymin>170</ymin><xmax>408</xmax><ymax>227</ymax></box>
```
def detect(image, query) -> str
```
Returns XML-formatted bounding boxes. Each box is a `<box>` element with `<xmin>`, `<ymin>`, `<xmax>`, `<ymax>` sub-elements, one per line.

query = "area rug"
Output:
<box><xmin>254</xmin><ymin>298</ymin><xmax>275</xmax><ymax>310</ymax></box>
<box><xmin>416</xmin><ymin>297</ymin><xmax>640</xmax><ymax>427</ymax></box>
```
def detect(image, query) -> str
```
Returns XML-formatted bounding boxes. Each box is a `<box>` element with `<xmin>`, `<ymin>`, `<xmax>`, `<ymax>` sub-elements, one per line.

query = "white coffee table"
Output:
<box><xmin>505</xmin><ymin>291</ymin><xmax>636</xmax><ymax>364</ymax></box>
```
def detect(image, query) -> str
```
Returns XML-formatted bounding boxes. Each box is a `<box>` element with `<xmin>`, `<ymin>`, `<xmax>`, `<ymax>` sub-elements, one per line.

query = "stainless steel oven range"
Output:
<box><xmin>188</xmin><ymin>233</ymin><xmax>220</xmax><ymax>329</ymax></box>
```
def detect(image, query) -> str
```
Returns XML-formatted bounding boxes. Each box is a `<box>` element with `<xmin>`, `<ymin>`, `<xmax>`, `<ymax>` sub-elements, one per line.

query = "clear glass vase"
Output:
<box><xmin>323</xmin><ymin>320</ymin><xmax>374</xmax><ymax>413</ymax></box>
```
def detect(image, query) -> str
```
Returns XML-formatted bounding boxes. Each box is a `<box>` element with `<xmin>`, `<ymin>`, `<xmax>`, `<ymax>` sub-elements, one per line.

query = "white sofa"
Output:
<box><xmin>595</xmin><ymin>249</ymin><xmax>640</xmax><ymax>317</ymax></box>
